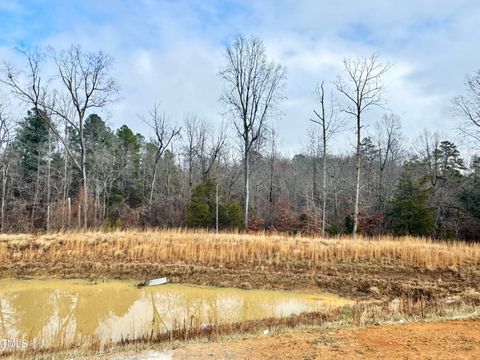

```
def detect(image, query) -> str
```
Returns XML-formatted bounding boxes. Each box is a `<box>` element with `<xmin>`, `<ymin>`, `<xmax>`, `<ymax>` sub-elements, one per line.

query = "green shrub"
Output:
<box><xmin>187</xmin><ymin>179</ymin><xmax>243</xmax><ymax>229</ymax></box>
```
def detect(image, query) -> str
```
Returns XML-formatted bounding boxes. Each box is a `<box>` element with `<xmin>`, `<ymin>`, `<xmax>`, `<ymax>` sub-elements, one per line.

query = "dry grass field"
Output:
<box><xmin>1</xmin><ymin>229</ymin><xmax>480</xmax><ymax>299</ymax></box>
<box><xmin>1</xmin><ymin>229</ymin><xmax>479</xmax><ymax>269</ymax></box>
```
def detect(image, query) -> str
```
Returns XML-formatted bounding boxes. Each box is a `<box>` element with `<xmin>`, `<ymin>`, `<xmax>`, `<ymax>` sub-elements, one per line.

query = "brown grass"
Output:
<box><xmin>0</xmin><ymin>229</ymin><xmax>479</xmax><ymax>271</ymax></box>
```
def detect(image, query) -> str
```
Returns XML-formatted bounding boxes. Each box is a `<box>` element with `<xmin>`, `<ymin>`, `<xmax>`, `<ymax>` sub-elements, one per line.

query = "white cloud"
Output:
<box><xmin>1</xmin><ymin>0</ymin><xmax>479</xmax><ymax>155</ymax></box>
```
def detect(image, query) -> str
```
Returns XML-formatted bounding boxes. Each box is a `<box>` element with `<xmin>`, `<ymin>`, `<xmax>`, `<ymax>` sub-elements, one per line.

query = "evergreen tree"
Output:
<box><xmin>15</xmin><ymin>109</ymin><xmax>50</xmax><ymax>180</ymax></box>
<box><xmin>387</xmin><ymin>173</ymin><xmax>435</xmax><ymax>236</ymax></box>
<box><xmin>187</xmin><ymin>179</ymin><xmax>243</xmax><ymax>229</ymax></box>
<box><xmin>115</xmin><ymin>125</ymin><xmax>143</xmax><ymax>207</ymax></box>
<box><xmin>435</xmin><ymin>140</ymin><xmax>466</xmax><ymax>179</ymax></box>
<box><xmin>13</xmin><ymin>109</ymin><xmax>56</xmax><ymax>229</ymax></box>
<box><xmin>429</xmin><ymin>140</ymin><xmax>466</xmax><ymax>238</ymax></box>
<box><xmin>187</xmin><ymin>180</ymin><xmax>214</xmax><ymax>227</ymax></box>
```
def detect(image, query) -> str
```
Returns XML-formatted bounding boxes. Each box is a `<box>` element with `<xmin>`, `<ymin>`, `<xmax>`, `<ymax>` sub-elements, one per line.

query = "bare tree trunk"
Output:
<box><xmin>61</xmin><ymin>125</ymin><xmax>69</xmax><ymax>229</ymax></box>
<box><xmin>46</xmin><ymin>129</ymin><xmax>52</xmax><ymax>231</ymax></box>
<box><xmin>31</xmin><ymin>156</ymin><xmax>41</xmax><ymax>229</ymax></box>
<box><xmin>77</xmin><ymin>202</ymin><xmax>81</xmax><ymax>229</ymax></box>
<box><xmin>334</xmin><ymin>184</ymin><xmax>338</xmax><ymax>219</ymax></box>
<box><xmin>80</xmin><ymin>127</ymin><xmax>88</xmax><ymax>228</ymax></box>
<box><xmin>378</xmin><ymin>166</ymin><xmax>384</xmax><ymax>212</ymax></box>
<box><xmin>320</xmin><ymin>91</ymin><xmax>327</xmax><ymax>238</ymax></box>
<box><xmin>0</xmin><ymin>163</ymin><xmax>9</xmax><ymax>232</ymax></box>
<box><xmin>149</xmin><ymin>160</ymin><xmax>159</xmax><ymax>206</ymax></box>
<box><xmin>312</xmin><ymin>156</ymin><xmax>319</xmax><ymax>206</ymax></box>
<box><xmin>243</xmin><ymin>149</ymin><xmax>249</xmax><ymax>229</ymax></box>
<box><xmin>216</xmin><ymin>182</ymin><xmax>219</xmax><ymax>233</ymax></box>
<box><xmin>322</xmin><ymin>130</ymin><xmax>327</xmax><ymax>238</ymax></box>
<box><xmin>67</xmin><ymin>197</ymin><xmax>71</xmax><ymax>229</ymax></box>
<box><xmin>94</xmin><ymin>190</ymin><xmax>98</xmax><ymax>226</ymax></box>
<box><xmin>353</xmin><ymin>113</ymin><xmax>361</xmax><ymax>239</ymax></box>
<box><xmin>269</xmin><ymin>149</ymin><xmax>275</xmax><ymax>226</ymax></box>
<box><xmin>82</xmin><ymin>168</ymin><xmax>88</xmax><ymax>228</ymax></box>
<box><xmin>103</xmin><ymin>190</ymin><xmax>107</xmax><ymax>220</ymax></box>
<box><xmin>311</xmin><ymin>81</ymin><xmax>342</xmax><ymax>237</ymax></box>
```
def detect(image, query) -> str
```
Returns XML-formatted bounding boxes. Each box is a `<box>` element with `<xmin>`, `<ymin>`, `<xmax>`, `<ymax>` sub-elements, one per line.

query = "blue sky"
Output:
<box><xmin>0</xmin><ymin>0</ymin><xmax>479</xmax><ymax>154</ymax></box>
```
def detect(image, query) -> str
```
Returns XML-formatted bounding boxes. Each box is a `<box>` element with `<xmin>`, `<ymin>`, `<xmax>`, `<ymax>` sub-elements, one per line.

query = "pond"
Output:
<box><xmin>0</xmin><ymin>279</ymin><xmax>352</xmax><ymax>350</ymax></box>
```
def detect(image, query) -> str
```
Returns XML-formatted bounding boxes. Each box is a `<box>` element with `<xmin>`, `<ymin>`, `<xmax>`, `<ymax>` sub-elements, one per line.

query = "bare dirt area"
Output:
<box><xmin>170</xmin><ymin>318</ymin><xmax>480</xmax><ymax>360</ymax></box>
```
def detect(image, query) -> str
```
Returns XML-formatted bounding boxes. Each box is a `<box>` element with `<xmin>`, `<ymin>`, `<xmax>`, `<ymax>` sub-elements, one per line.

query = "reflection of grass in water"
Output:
<box><xmin>149</xmin><ymin>290</ymin><xmax>222</xmax><ymax>338</ymax></box>
<box><xmin>147</xmin><ymin>285</ymin><xmax>336</xmax><ymax>329</ymax></box>
<box><xmin>150</xmin><ymin>291</ymin><xmax>169</xmax><ymax>337</ymax></box>
<box><xmin>0</xmin><ymin>298</ymin><xmax>10</xmax><ymax>338</ymax></box>
<box><xmin>141</xmin><ymin>285</ymin><xmax>335</xmax><ymax>342</ymax></box>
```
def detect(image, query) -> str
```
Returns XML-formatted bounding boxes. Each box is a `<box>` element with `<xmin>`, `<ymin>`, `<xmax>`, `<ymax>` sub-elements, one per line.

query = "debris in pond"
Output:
<box><xmin>137</xmin><ymin>277</ymin><xmax>169</xmax><ymax>287</ymax></box>
<box><xmin>200</xmin><ymin>323</ymin><xmax>215</xmax><ymax>330</ymax></box>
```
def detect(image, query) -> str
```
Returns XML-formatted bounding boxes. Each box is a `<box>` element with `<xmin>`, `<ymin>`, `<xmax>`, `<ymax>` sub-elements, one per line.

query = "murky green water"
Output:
<box><xmin>0</xmin><ymin>279</ymin><xmax>351</xmax><ymax>349</ymax></box>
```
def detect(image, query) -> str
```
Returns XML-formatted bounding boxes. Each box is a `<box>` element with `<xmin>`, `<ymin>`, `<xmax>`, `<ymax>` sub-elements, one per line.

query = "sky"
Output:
<box><xmin>0</xmin><ymin>0</ymin><xmax>479</xmax><ymax>155</ymax></box>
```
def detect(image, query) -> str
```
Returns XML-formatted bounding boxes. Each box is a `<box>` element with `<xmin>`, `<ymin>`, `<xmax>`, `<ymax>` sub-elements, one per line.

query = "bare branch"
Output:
<box><xmin>219</xmin><ymin>35</ymin><xmax>286</xmax><ymax>227</ymax></box>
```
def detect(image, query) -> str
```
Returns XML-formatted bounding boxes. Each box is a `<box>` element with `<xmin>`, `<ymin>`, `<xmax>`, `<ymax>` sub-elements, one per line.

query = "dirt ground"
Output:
<box><xmin>168</xmin><ymin>318</ymin><xmax>480</xmax><ymax>359</ymax></box>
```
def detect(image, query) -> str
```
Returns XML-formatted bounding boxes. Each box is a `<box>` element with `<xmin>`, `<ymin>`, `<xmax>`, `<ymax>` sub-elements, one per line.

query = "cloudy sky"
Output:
<box><xmin>0</xmin><ymin>0</ymin><xmax>479</xmax><ymax>154</ymax></box>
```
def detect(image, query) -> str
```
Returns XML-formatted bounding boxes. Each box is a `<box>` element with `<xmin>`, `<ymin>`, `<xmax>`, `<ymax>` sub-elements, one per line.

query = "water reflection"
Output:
<box><xmin>0</xmin><ymin>279</ymin><xmax>351</xmax><ymax>349</ymax></box>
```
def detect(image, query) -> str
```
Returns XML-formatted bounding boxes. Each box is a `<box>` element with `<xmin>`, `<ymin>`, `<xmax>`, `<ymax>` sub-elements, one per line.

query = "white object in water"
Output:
<box><xmin>147</xmin><ymin>277</ymin><xmax>168</xmax><ymax>286</ymax></box>
<box><xmin>263</xmin><ymin>329</ymin><xmax>269</xmax><ymax>336</ymax></box>
<box><xmin>200</xmin><ymin>323</ymin><xmax>215</xmax><ymax>330</ymax></box>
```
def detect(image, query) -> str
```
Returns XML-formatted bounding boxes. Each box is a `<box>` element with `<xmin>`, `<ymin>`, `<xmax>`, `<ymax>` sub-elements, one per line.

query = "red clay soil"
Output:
<box><xmin>171</xmin><ymin>318</ymin><xmax>480</xmax><ymax>359</ymax></box>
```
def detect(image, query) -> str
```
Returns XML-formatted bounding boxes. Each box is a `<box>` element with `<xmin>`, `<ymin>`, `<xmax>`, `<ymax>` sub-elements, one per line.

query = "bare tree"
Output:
<box><xmin>374</xmin><ymin>113</ymin><xmax>402</xmax><ymax>212</ymax></box>
<box><xmin>453</xmin><ymin>69</ymin><xmax>480</xmax><ymax>144</ymax></box>
<box><xmin>416</xmin><ymin>130</ymin><xmax>441</xmax><ymax>188</ymax></box>
<box><xmin>0</xmin><ymin>99</ymin><xmax>11</xmax><ymax>232</ymax></box>
<box><xmin>2</xmin><ymin>46</ymin><xmax>119</xmax><ymax>228</ymax></box>
<box><xmin>142</xmin><ymin>104</ymin><xmax>181</xmax><ymax>206</ymax></box>
<box><xmin>335</xmin><ymin>55</ymin><xmax>390</xmax><ymax>238</ymax></box>
<box><xmin>310</xmin><ymin>81</ymin><xmax>342</xmax><ymax>237</ymax></box>
<box><xmin>267</xmin><ymin>128</ymin><xmax>279</xmax><ymax>209</ymax></box>
<box><xmin>196</xmin><ymin>121</ymin><xmax>227</xmax><ymax>182</ymax></box>
<box><xmin>220</xmin><ymin>35</ymin><xmax>286</xmax><ymax>228</ymax></box>
<box><xmin>183</xmin><ymin>114</ymin><xmax>200</xmax><ymax>192</ymax></box>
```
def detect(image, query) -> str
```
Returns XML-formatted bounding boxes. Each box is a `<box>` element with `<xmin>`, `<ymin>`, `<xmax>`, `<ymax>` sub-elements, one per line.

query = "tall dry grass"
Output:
<box><xmin>0</xmin><ymin>229</ymin><xmax>479</xmax><ymax>270</ymax></box>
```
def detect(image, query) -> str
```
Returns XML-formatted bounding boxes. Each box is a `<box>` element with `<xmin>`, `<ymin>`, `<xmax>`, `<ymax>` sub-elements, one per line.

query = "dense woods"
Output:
<box><xmin>0</xmin><ymin>37</ymin><xmax>479</xmax><ymax>241</ymax></box>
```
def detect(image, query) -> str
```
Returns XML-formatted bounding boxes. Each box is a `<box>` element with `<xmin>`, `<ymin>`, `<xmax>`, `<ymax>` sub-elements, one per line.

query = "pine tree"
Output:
<box><xmin>387</xmin><ymin>173</ymin><xmax>435</xmax><ymax>236</ymax></box>
<box><xmin>187</xmin><ymin>179</ymin><xmax>243</xmax><ymax>229</ymax></box>
<box><xmin>15</xmin><ymin>109</ymin><xmax>50</xmax><ymax>180</ymax></box>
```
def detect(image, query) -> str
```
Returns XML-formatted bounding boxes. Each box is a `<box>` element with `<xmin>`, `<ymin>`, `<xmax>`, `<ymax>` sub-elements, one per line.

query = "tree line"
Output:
<box><xmin>0</xmin><ymin>35</ymin><xmax>478</xmax><ymax>240</ymax></box>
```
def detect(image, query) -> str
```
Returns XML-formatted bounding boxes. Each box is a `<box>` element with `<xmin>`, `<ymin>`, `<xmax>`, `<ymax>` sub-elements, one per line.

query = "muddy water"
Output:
<box><xmin>0</xmin><ymin>279</ymin><xmax>351</xmax><ymax>350</ymax></box>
